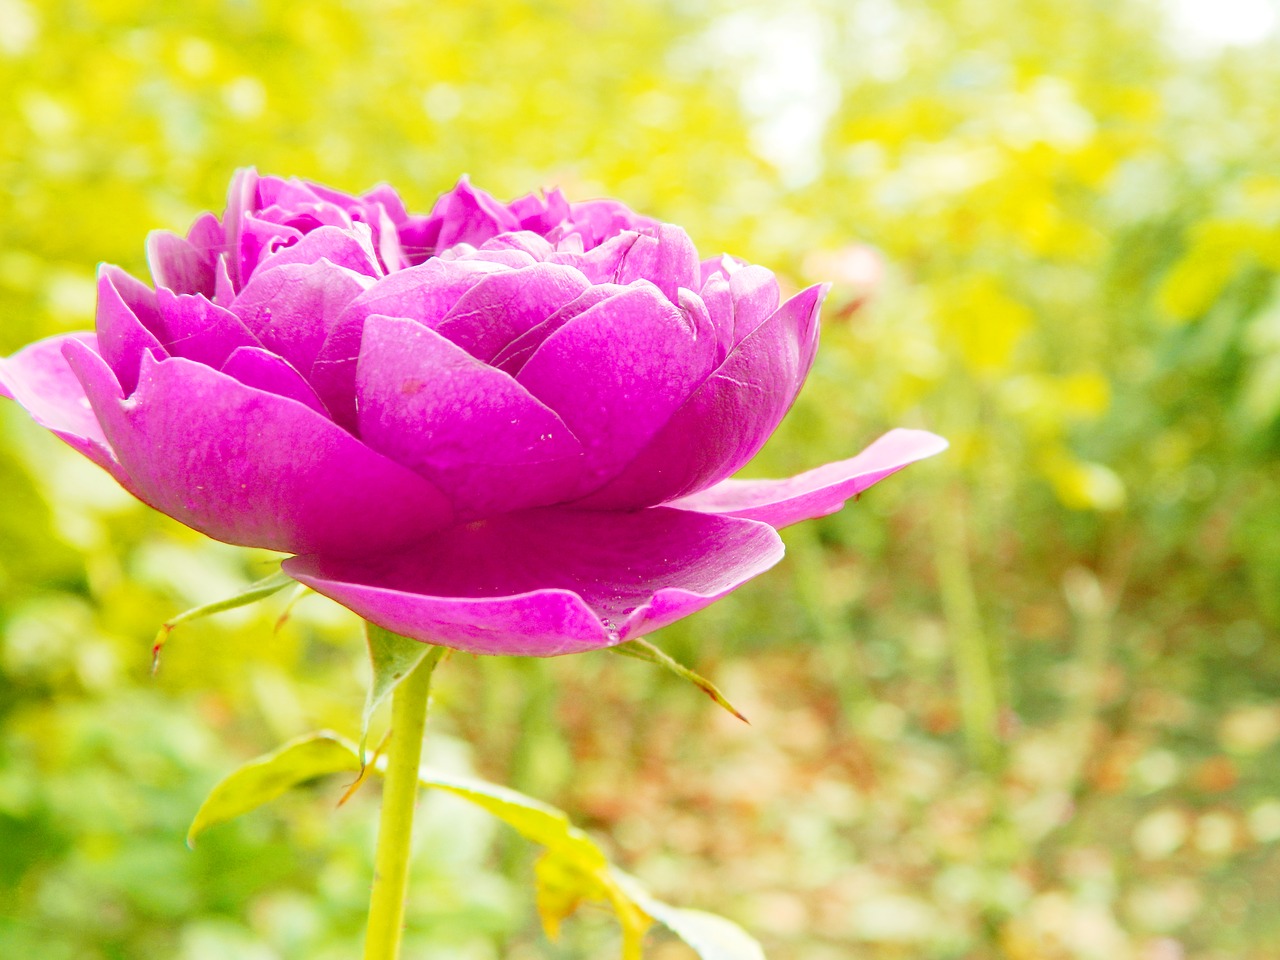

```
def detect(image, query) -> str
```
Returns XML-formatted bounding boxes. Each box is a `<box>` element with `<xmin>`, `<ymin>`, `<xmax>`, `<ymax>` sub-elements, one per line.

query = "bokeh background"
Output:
<box><xmin>3</xmin><ymin>0</ymin><xmax>1280</xmax><ymax>957</ymax></box>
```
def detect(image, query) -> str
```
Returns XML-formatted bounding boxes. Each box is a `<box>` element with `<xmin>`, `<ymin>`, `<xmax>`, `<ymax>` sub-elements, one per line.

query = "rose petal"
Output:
<box><xmin>309</xmin><ymin>257</ymin><xmax>508</xmax><ymax>428</ymax></box>
<box><xmin>579</xmin><ymin>284</ymin><xmax>825</xmax><ymax>509</ymax></box>
<box><xmin>564</xmin><ymin>198</ymin><xmax>658</xmax><ymax>248</ymax></box>
<box><xmin>430</xmin><ymin>177</ymin><xmax>523</xmax><ymax>250</ymax></box>
<box><xmin>0</xmin><ymin>333</ymin><xmax>130</xmax><ymax>483</ymax></box>
<box><xmin>223</xmin><ymin>167</ymin><xmax>260</xmax><ymax>290</ymax></box>
<box><xmin>488</xmin><ymin>284</ymin><xmax>624</xmax><ymax>375</ymax></box>
<box><xmin>699</xmin><ymin>272</ymin><xmax>735</xmax><ymax>363</ymax></box>
<box><xmin>433</xmin><ymin>262</ymin><xmax>591</xmax><ymax>363</ymax></box>
<box><xmin>613</xmin><ymin>224</ymin><xmax>701</xmax><ymax>303</ymax></box>
<box><xmin>517</xmin><ymin>280</ymin><xmax>718</xmax><ymax>494</ymax></box>
<box><xmin>452</xmin><ymin>247</ymin><xmax>538</xmax><ymax>269</ymax></box>
<box><xmin>231</xmin><ymin>258</ymin><xmax>374</xmax><ymax>375</ymax></box>
<box><xmin>252</xmin><ymin>223</ymin><xmax>383</xmax><ymax>278</ymax></box>
<box><xmin>282</xmin><ymin>507</ymin><xmax>785</xmax><ymax>656</ymax></box>
<box><xmin>549</xmin><ymin>231</ymin><xmax>641</xmax><ymax>285</ymax></box>
<box><xmin>700</xmin><ymin>254</ymin><xmax>739</xmax><ymax>287</ymax></box>
<box><xmin>95</xmin><ymin>266</ymin><xmax>168</xmax><ymax>395</ymax></box>
<box><xmin>356</xmin><ymin>316</ymin><xmax>583</xmax><ymax>516</ymax></box>
<box><xmin>366</xmin><ymin>200</ymin><xmax>410</xmax><ymax>273</ymax></box>
<box><xmin>508</xmin><ymin>188</ymin><xmax>570</xmax><ymax>235</ymax></box>
<box><xmin>670</xmin><ymin>428</ymin><xmax>949</xmax><ymax>528</ymax></box>
<box><xmin>256</xmin><ymin>175</ymin><xmax>326</xmax><ymax>212</ymax></box>
<box><xmin>727</xmin><ymin>264</ymin><xmax>781</xmax><ymax>346</ymax></box>
<box><xmin>237</xmin><ymin>213</ymin><xmax>304</xmax><ymax>286</ymax></box>
<box><xmin>214</xmin><ymin>254</ymin><xmax>236</xmax><ymax>307</ymax></box>
<box><xmin>220</xmin><ymin>346</ymin><xmax>328</xmax><ymax>415</ymax></box>
<box><xmin>146</xmin><ymin>212</ymin><xmax>222</xmax><ymax>297</ymax></box>
<box><xmin>357</xmin><ymin>182</ymin><xmax>411</xmax><ymax>223</ymax></box>
<box><xmin>476</xmin><ymin>230</ymin><xmax>555</xmax><ymax>261</ymax></box>
<box><xmin>545</xmin><ymin>223</ymin><xmax>699</xmax><ymax>304</ymax></box>
<box><xmin>698</xmin><ymin>262</ymin><xmax>780</xmax><ymax>359</ymax></box>
<box><xmin>64</xmin><ymin>343</ymin><xmax>453</xmax><ymax>555</ymax></box>
<box><xmin>152</xmin><ymin>289</ymin><xmax>262</xmax><ymax>368</ymax></box>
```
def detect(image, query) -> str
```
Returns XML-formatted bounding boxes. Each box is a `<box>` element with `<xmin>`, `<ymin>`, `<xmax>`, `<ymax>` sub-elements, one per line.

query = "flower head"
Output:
<box><xmin>1</xmin><ymin>170</ymin><xmax>945</xmax><ymax>655</ymax></box>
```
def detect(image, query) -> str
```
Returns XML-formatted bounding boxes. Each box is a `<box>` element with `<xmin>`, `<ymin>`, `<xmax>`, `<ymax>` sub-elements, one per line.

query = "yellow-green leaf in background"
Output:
<box><xmin>616</xmin><ymin>871</ymin><xmax>767</xmax><ymax>960</ymax></box>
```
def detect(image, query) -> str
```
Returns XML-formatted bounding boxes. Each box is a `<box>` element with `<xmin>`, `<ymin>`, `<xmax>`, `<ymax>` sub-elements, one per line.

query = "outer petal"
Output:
<box><xmin>670</xmin><ymin>428</ymin><xmax>949</xmax><ymax>528</ymax></box>
<box><xmin>231</xmin><ymin>258</ymin><xmax>374</xmax><ymax>374</ymax></box>
<box><xmin>580</xmin><ymin>284</ymin><xmax>825</xmax><ymax>509</ymax></box>
<box><xmin>355</xmin><ymin>316</ymin><xmax>583</xmax><ymax>515</ymax></box>
<box><xmin>517</xmin><ymin>280</ymin><xmax>718</xmax><ymax>494</ymax></box>
<box><xmin>63</xmin><ymin>342</ymin><xmax>453</xmax><ymax>556</ymax></box>
<box><xmin>282</xmin><ymin>507</ymin><xmax>785</xmax><ymax>656</ymax></box>
<box><xmin>0</xmin><ymin>333</ymin><xmax>130</xmax><ymax>483</ymax></box>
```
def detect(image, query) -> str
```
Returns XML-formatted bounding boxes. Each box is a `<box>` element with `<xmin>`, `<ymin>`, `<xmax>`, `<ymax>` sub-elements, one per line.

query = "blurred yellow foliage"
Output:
<box><xmin>3</xmin><ymin>0</ymin><xmax>1280</xmax><ymax>958</ymax></box>
<box><xmin>936</xmin><ymin>274</ymin><xmax>1033</xmax><ymax>374</ymax></box>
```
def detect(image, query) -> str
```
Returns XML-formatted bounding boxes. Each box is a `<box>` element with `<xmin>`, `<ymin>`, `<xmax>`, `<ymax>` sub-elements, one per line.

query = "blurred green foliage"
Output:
<box><xmin>3</xmin><ymin>0</ymin><xmax>1280</xmax><ymax>957</ymax></box>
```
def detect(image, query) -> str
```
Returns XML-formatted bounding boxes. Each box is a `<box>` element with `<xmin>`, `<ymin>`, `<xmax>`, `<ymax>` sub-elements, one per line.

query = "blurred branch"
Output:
<box><xmin>934</xmin><ymin>484</ymin><xmax>1004</xmax><ymax>773</ymax></box>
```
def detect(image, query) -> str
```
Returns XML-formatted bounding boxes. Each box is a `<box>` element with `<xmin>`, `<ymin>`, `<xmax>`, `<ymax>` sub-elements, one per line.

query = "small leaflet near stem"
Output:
<box><xmin>611</xmin><ymin>638</ymin><xmax>749</xmax><ymax>724</ymax></box>
<box><xmin>151</xmin><ymin>569</ymin><xmax>294</xmax><ymax>675</ymax></box>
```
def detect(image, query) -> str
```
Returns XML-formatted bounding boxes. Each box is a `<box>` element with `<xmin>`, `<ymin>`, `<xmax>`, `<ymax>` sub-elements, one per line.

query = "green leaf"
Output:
<box><xmin>407</xmin><ymin>766</ymin><xmax>648</xmax><ymax>959</ymax></box>
<box><xmin>152</xmin><ymin>569</ymin><xmax>294</xmax><ymax>674</ymax></box>
<box><xmin>362</xmin><ymin>624</ymin><xmax>445</xmax><ymax>758</ymax></box>
<box><xmin>615</xmin><ymin>872</ymin><xmax>766</xmax><ymax>960</ymax></box>
<box><xmin>534</xmin><ymin>851</ymin><xmax>606</xmax><ymax>940</ymax></box>
<box><xmin>415</xmin><ymin>765</ymin><xmax>606</xmax><ymax>865</ymax></box>
<box><xmin>612</xmin><ymin>638</ymin><xmax>749</xmax><ymax>723</ymax></box>
<box><xmin>186</xmin><ymin>731</ymin><xmax>361</xmax><ymax>847</ymax></box>
<box><xmin>187</xmin><ymin>728</ymin><xmax>763</xmax><ymax>958</ymax></box>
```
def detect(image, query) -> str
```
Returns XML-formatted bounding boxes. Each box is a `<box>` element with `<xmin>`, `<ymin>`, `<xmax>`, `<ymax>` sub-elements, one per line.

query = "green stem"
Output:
<box><xmin>362</xmin><ymin>647</ymin><xmax>444</xmax><ymax>960</ymax></box>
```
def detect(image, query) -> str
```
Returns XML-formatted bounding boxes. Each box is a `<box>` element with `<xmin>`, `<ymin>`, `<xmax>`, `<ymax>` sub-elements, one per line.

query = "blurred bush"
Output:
<box><xmin>2</xmin><ymin>0</ymin><xmax>1279</xmax><ymax>957</ymax></box>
